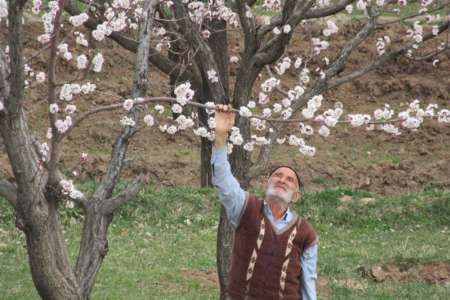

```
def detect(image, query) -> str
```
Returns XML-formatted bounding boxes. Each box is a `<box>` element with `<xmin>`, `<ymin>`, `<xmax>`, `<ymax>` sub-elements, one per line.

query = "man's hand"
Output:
<box><xmin>214</xmin><ymin>104</ymin><xmax>235</xmax><ymax>148</ymax></box>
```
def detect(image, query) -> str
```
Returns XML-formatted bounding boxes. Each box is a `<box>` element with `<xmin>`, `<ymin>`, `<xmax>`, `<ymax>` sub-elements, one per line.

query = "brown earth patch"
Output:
<box><xmin>1</xmin><ymin>19</ymin><xmax>449</xmax><ymax>194</ymax></box>
<box><xmin>182</xmin><ymin>270</ymin><xmax>219</xmax><ymax>287</ymax></box>
<box><xmin>359</xmin><ymin>261</ymin><xmax>450</xmax><ymax>284</ymax></box>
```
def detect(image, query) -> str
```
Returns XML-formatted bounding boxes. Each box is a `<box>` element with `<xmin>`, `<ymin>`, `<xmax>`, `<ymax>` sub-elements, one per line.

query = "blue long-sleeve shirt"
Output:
<box><xmin>211</xmin><ymin>146</ymin><xmax>317</xmax><ymax>300</ymax></box>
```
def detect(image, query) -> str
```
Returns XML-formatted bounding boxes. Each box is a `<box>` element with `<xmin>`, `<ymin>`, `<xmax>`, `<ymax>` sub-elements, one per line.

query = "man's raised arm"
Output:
<box><xmin>211</xmin><ymin>105</ymin><xmax>246</xmax><ymax>227</ymax></box>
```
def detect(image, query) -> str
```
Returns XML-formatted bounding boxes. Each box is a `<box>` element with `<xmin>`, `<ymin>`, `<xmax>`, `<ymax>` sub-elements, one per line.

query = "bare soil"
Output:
<box><xmin>360</xmin><ymin>261</ymin><xmax>450</xmax><ymax>284</ymax></box>
<box><xmin>1</xmin><ymin>20</ymin><xmax>449</xmax><ymax>194</ymax></box>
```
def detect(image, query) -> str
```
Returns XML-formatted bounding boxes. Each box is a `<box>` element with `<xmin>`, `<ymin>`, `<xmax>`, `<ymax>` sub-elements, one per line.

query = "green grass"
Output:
<box><xmin>1</xmin><ymin>186</ymin><xmax>449</xmax><ymax>299</ymax></box>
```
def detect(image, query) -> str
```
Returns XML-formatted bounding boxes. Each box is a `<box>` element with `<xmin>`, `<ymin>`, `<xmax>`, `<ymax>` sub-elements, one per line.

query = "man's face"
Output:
<box><xmin>265</xmin><ymin>167</ymin><xmax>301</xmax><ymax>205</ymax></box>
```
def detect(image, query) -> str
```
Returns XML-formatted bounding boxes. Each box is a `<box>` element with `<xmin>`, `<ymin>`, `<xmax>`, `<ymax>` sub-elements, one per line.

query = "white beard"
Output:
<box><xmin>266</xmin><ymin>184</ymin><xmax>294</xmax><ymax>205</ymax></box>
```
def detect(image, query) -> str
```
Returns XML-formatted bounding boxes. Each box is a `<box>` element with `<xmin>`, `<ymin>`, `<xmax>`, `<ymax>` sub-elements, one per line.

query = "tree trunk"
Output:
<box><xmin>200</xmin><ymin>18</ymin><xmax>229</xmax><ymax>188</ymax></box>
<box><xmin>217</xmin><ymin>206</ymin><xmax>234</xmax><ymax>300</ymax></box>
<box><xmin>24</xmin><ymin>198</ymin><xmax>82</xmax><ymax>300</ymax></box>
<box><xmin>75</xmin><ymin>205</ymin><xmax>113</xmax><ymax>299</ymax></box>
<box><xmin>0</xmin><ymin>108</ymin><xmax>81</xmax><ymax>300</ymax></box>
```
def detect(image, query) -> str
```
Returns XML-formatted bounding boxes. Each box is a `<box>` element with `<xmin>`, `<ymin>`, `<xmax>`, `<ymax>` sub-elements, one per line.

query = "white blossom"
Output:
<box><xmin>49</xmin><ymin>104</ymin><xmax>59</xmax><ymax>114</ymax></box>
<box><xmin>259</xmin><ymin>92</ymin><xmax>269</xmax><ymax>105</ymax></box>
<box><xmin>69</xmin><ymin>13</ymin><xmax>89</xmax><ymax>27</ymax></box>
<box><xmin>374</xmin><ymin>104</ymin><xmax>394</xmax><ymax>120</ymax></box>
<box><xmin>437</xmin><ymin>110</ymin><xmax>450</xmax><ymax>123</ymax></box>
<box><xmin>120</xmin><ymin>116</ymin><xmax>136</xmax><ymax>127</ymax></box>
<box><xmin>65</xmin><ymin>105</ymin><xmax>77</xmax><ymax>114</ymax></box>
<box><xmin>172</xmin><ymin>104</ymin><xmax>183</xmax><ymax>114</ymax></box>
<box><xmin>276</xmin><ymin>137</ymin><xmax>286</xmax><ymax>144</ymax></box>
<box><xmin>230</xmin><ymin>56</ymin><xmax>239</xmax><ymax>63</ymax></box>
<box><xmin>77</xmin><ymin>54</ymin><xmax>88</xmax><ymax>70</ymax></box>
<box><xmin>167</xmin><ymin>125</ymin><xmax>177</xmax><ymax>135</ymax></box>
<box><xmin>193</xmin><ymin>127</ymin><xmax>208</xmax><ymax>137</ymax></box>
<box><xmin>155</xmin><ymin>104</ymin><xmax>165</xmax><ymax>114</ymax></box>
<box><xmin>239</xmin><ymin>106</ymin><xmax>252</xmax><ymax>117</ymax></box>
<box><xmin>92</xmin><ymin>53</ymin><xmax>104</xmax><ymax>72</ymax></box>
<box><xmin>348</xmin><ymin>114</ymin><xmax>371</xmax><ymax>127</ymax></box>
<box><xmin>174</xmin><ymin>82</ymin><xmax>195</xmax><ymax>105</ymax></box>
<box><xmin>36</xmin><ymin>72</ymin><xmax>46</xmax><ymax>83</ymax></box>
<box><xmin>294</xmin><ymin>57</ymin><xmax>303</xmax><ymax>69</ymax></box>
<box><xmin>208</xmin><ymin>116</ymin><xmax>216</xmax><ymax>129</ymax></box>
<box><xmin>243</xmin><ymin>142</ymin><xmax>254</xmax><ymax>152</ymax></box>
<box><xmin>299</xmin><ymin>145</ymin><xmax>316</xmax><ymax>157</ymax></box>
<box><xmin>46</xmin><ymin>128</ymin><xmax>53</xmax><ymax>139</ymax></box>
<box><xmin>123</xmin><ymin>99</ymin><xmax>134</xmax><ymax>111</ymax></box>
<box><xmin>380</xmin><ymin>124</ymin><xmax>401</xmax><ymax>135</ymax></box>
<box><xmin>143</xmin><ymin>114</ymin><xmax>155</xmax><ymax>126</ymax></box>
<box><xmin>176</xmin><ymin>115</ymin><xmax>194</xmax><ymax>129</ymax></box>
<box><xmin>323</xmin><ymin>20</ymin><xmax>338</xmax><ymax>36</ymax></box>
<box><xmin>318</xmin><ymin>125</ymin><xmax>330</xmax><ymax>137</ymax></box>
<box><xmin>207</xmin><ymin>69</ymin><xmax>219</xmax><ymax>83</ymax></box>
<box><xmin>283</xmin><ymin>24</ymin><xmax>291</xmax><ymax>34</ymax></box>
<box><xmin>39</xmin><ymin>142</ymin><xmax>49</xmax><ymax>161</ymax></box>
<box><xmin>75</xmin><ymin>32</ymin><xmax>89</xmax><ymax>47</ymax></box>
<box><xmin>273</xmin><ymin>103</ymin><xmax>282</xmax><ymax>113</ymax></box>
<box><xmin>261</xmin><ymin>77</ymin><xmax>280</xmax><ymax>92</ymax></box>
<box><xmin>202</xmin><ymin>30</ymin><xmax>211</xmax><ymax>39</ymax></box>
<box><xmin>55</xmin><ymin>119</ymin><xmax>69</xmax><ymax>133</ymax></box>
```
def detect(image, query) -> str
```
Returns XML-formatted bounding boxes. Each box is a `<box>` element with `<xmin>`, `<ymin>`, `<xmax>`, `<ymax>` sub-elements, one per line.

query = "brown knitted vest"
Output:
<box><xmin>228</xmin><ymin>195</ymin><xmax>317</xmax><ymax>300</ymax></box>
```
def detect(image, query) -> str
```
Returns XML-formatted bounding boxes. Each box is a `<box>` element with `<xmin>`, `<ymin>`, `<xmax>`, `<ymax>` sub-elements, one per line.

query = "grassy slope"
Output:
<box><xmin>1</xmin><ymin>186</ymin><xmax>449</xmax><ymax>299</ymax></box>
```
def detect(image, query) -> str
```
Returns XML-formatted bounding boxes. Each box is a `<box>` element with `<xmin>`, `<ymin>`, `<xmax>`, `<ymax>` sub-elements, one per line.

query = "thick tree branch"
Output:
<box><xmin>93</xmin><ymin>0</ymin><xmax>157</xmax><ymax>201</ymax></box>
<box><xmin>0</xmin><ymin>47</ymin><xmax>9</xmax><ymax>103</ymax></box>
<box><xmin>172</xmin><ymin>0</ymin><xmax>227</xmax><ymax>103</ymax></box>
<box><xmin>325</xmin><ymin>14</ymin><xmax>377</xmax><ymax>79</ymax></box>
<box><xmin>305</xmin><ymin>0</ymin><xmax>354</xmax><ymax>19</ymax></box>
<box><xmin>236</xmin><ymin>1</ymin><xmax>258</xmax><ymax>57</ymax></box>
<box><xmin>5</xmin><ymin>0</ymin><xmax>27</xmax><ymax>117</ymax></box>
<box><xmin>327</xmin><ymin>20</ymin><xmax>450</xmax><ymax>89</ymax></box>
<box><xmin>47</xmin><ymin>0</ymin><xmax>66</xmax><ymax>183</ymax></box>
<box><xmin>100</xmin><ymin>174</ymin><xmax>146</xmax><ymax>215</ymax></box>
<box><xmin>255</xmin><ymin>0</ymin><xmax>315</xmax><ymax>66</ymax></box>
<box><xmin>64</xmin><ymin>0</ymin><xmax>192</xmax><ymax>81</ymax></box>
<box><xmin>0</xmin><ymin>180</ymin><xmax>17</xmax><ymax>208</ymax></box>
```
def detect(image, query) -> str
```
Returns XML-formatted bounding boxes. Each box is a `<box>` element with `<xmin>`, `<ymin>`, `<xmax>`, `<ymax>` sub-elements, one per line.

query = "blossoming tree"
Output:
<box><xmin>0</xmin><ymin>0</ymin><xmax>449</xmax><ymax>299</ymax></box>
<box><xmin>59</xmin><ymin>1</ymin><xmax>449</xmax><ymax>295</ymax></box>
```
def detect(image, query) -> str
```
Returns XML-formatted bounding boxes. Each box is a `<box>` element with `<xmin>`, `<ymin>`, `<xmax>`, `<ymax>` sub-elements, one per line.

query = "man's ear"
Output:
<box><xmin>291</xmin><ymin>191</ymin><xmax>301</xmax><ymax>204</ymax></box>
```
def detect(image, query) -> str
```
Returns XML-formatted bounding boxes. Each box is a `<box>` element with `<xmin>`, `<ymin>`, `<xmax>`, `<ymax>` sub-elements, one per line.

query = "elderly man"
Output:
<box><xmin>211</xmin><ymin>105</ymin><xmax>318</xmax><ymax>300</ymax></box>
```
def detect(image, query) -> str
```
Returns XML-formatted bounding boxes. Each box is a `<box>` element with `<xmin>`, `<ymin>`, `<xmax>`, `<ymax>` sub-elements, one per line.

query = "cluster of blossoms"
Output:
<box><xmin>39</xmin><ymin>142</ymin><xmax>50</xmax><ymax>162</ymax></box>
<box><xmin>0</xmin><ymin>0</ymin><xmax>7</xmax><ymax>21</ymax></box>
<box><xmin>302</xmin><ymin>95</ymin><xmax>323</xmax><ymax>119</ymax></box>
<box><xmin>207</xmin><ymin>69</ymin><xmax>219</xmax><ymax>83</ymax></box>
<box><xmin>322</xmin><ymin>20</ymin><xmax>338</xmax><ymax>37</ymax></box>
<box><xmin>376</xmin><ymin>36</ymin><xmax>391</xmax><ymax>56</ymax></box>
<box><xmin>263</xmin><ymin>0</ymin><xmax>281</xmax><ymax>10</ymax></box>
<box><xmin>69</xmin><ymin>13</ymin><xmax>89</xmax><ymax>27</ymax></box>
<box><xmin>59</xmin><ymin>82</ymin><xmax>97</xmax><ymax>101</ymax></box>
<box><xmin>92</xmin><ymin>1</ymin><xmax>142</xmax><ymax>42</ymax></box>
<box><xmin>184</xmin><ymin>0</ymin><xmax>239</xmax><ymax>27</ymax></box>
<box><xmin>407</xmin><ymin>21</ymin><xmax>424</xmax><ymax>44</ymax></box>
<box><xmin>174</xmin><ymin>82</ymin><xmax>195</xmax><ymax>105</ymax></box>
<box><xmin>312</xmin><ymin>38</ymin><xmax>329</xmax><ymax>55</ymax></box>
<box><xmin>60</xmin><ymin>179</ymin><xmax>84</xmax><ymax>202</ymax></box>
<box><xmin>55</xmin><ymin>116</ymin><xmax>73</xmax><ymax>133</ymax></box>
<box><xmin>275</xmin><ymin>57</ymin><xmax>292</xmax><ymax>75</ymax></box>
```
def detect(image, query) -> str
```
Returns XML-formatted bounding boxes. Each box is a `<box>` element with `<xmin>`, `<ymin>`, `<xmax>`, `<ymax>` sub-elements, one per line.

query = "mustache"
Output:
<box><xmin>266</xmin><ymin>185</ymin><xmax>294</xmax><ymax>204</ymax></box>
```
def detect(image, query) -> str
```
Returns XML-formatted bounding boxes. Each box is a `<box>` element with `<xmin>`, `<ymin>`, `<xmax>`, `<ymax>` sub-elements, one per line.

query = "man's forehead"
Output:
<box><xmin>271</xmin><ymin>167</ymin><xmax>297</xmax><ymax>177</ymax></box>
<box><xmin>269</xmin><ymin>166</ymin><xmax>300</xmax><ymax>185</ymax></box>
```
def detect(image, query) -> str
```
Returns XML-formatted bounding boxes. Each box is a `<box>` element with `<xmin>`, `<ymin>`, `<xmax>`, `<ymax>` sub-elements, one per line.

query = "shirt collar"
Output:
<box><xmin>263</xmin><ymin>200</ymin><xmax>291</xmax><ymax>222</ymax></box>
